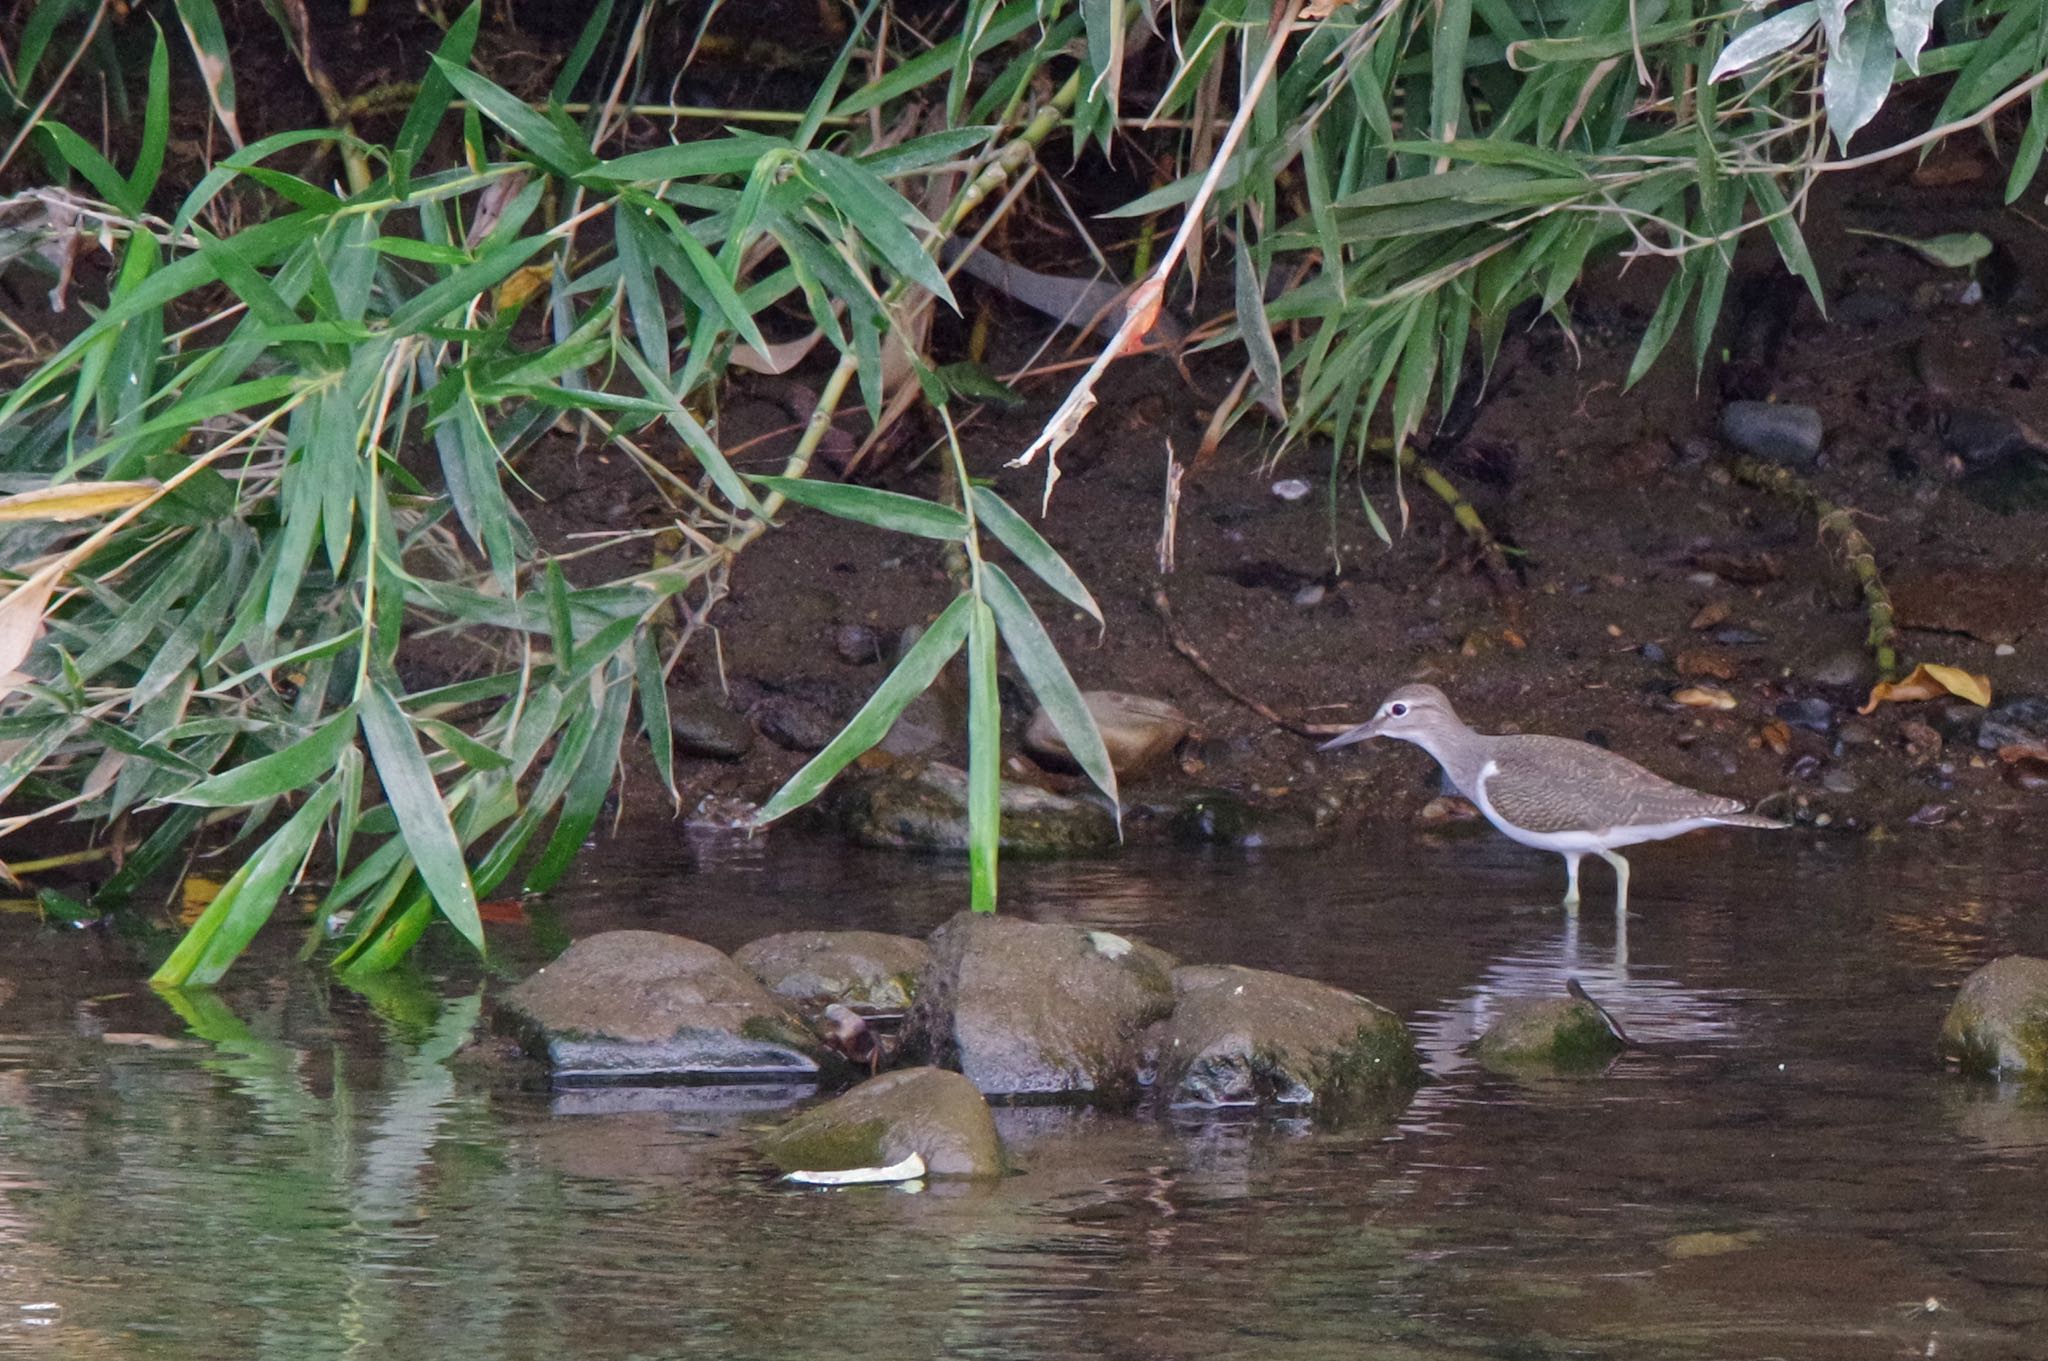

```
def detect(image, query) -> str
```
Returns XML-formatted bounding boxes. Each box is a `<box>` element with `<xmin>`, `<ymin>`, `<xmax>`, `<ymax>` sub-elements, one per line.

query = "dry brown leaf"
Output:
<box><xmin>1677</xmin><ymin>648</ymin><xmax>1740</xmax><ymax>681</ymax></box>
<box><xmin>1688</xmin><ymin>600</ymin><xmax>1731</xmax><ymax>630</ymax></box>
<box><xmin>0</xmin><ymin>567</ymin><xmax>60</xmax><ymax>701</ymax></box>
<box><xmin>1759</xmin><ymin>719</ymin><xmax>1791</xmax><ymax>756</ymax></box>
<box><xmin>1857</xmin><ymin>663</ymin><xmax>1992</xmax><ymax>715</ymax></box>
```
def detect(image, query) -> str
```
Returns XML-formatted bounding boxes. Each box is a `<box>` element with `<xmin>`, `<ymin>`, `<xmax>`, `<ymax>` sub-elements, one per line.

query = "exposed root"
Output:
<box><xmin>1728</xmin><ymin>454</ymin><xmax>1901</xmax><ymax>681</ymax></box>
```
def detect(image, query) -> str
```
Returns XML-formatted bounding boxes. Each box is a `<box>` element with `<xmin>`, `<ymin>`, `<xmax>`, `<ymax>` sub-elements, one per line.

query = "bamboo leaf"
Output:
<box><xmin>359</xmin><ymin>678</ymin><xmax>484</xmax><ymax>956</ymax></box>
<box><xmin>753</xmin><ymin>594</ymin><xmax>974</xmax><ymax>825</ymax></box>
<box><xmin>150</xmin><ymin>777</ymin><xmax>343</xmax><ymax>987</ymax></box>
<box><xmin>753</xmin><ymin>475</ymin><xmax>970</xmax><ymax>539</ymax></box>
<box><xmin>980</xmin><ymin>563</ymin><xmax>1118</xmax><ymax>814</ymax></box>
<box><xmin>1710</xmin><ymin>1</ymin><xmax>1820</xmax><ymax>81</ymax></box>
<box><xmin>431</xmin><ymin>57</ymin><xmax>595</xmax><ymax>173</ymax></box>
<box><xmin>169</xmin><ymin>708</ymin><xmax>357</xmax><ymax>806</ymax></box>
<box><xmin>1822</xmin><ymin>4</ymin><xmax>1896</xmax><ymax>150</ymax></box>
<box><xmin>967</xmin><ymin>485</ymin><xmax>1101</xmax><ymax>624</ymax></box>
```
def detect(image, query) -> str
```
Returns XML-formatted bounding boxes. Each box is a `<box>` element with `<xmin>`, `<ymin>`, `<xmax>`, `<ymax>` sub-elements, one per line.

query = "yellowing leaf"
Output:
<box><xmin>0</xmin><ymin>481</ymin><xmax>161</xmax><ymax>523</ymax></box>
<box><xmin>1857</xmin><ymin>662</ymin><xmax>1991</xmax><ymax>714</ymax></box>
<box><xmin>0</xmin><ymin>566</ymin><xmax>60</xmax><ymax>702</ymax></box>
<box><xmin>493</xmin><ymin>263</ymin><xmax>553</xmax><ymax>312</ymax></box>
<box><xmin>181</xmin><ymin>874</ymin><xmax>223</xmax><ymax>926</ymax></box>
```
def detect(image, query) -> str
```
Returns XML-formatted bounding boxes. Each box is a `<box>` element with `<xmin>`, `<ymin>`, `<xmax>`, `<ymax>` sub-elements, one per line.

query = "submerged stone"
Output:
<box><xmin>1023</xmin><ymin>691</ymin><xmax>1190</xmax><ymax>779</ymax></box>
<box><xmin>908</xmin><ymin>913</ymin><xmax>1176</xmax><ymax>1101</ymax></box>
<box><xmin>1148</xmin><ymin>965</ymin><xmax>1420</xmax><ymax>1113</ymax></box>
<box><xmin>1939</xmin><ymin>955</ymin><xmax>2048</xmax><ymax>1081</ymax></box>
<box><xmin>733</xmin><ymin>930</ymin><xmax>932</xmax><ymax>1010</ymax></box>
<box><xmin>837</xmin><ymin>761</ymin><xmax>1117</xmax><ymax>856</ymax></box>
<box><xmin>758</xmin><ymin>1067</ymin><xmax>1003</xmax><ymax>1178</ymax></box>
<box><xmin>1475</xmin><ymin>996</ymin><xmax>1626</xmax><ymax>1075</ymax></box>
<box><xmin>1165</xmin><ymin>790</ymin><xmax>1330</xmax><ymax>849</ymax></box>
<box><xmin>500</xmin><ymin>931</ymin><xmax>830</xmax><ymax>1084</ymax></box>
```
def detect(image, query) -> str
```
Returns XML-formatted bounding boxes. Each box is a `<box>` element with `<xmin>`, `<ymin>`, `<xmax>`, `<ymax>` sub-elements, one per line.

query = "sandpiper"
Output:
<box><xmin>1320</xmin><ymin>684</ymin><xmax>1785</xmax><ymax>916</ymax></box>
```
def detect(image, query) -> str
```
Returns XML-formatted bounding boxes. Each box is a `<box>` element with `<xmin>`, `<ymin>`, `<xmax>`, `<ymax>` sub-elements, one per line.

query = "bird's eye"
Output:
<box><xmin>1389</xmin><ymin>702</ymin><xmax>1408</xmax><ymax>717</ymax></box>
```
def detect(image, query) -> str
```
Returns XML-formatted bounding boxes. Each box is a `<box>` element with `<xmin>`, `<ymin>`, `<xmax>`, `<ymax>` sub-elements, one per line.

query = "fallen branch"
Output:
<box><xmin>1728</xmin><ymin>454</ymin><xmax>1900</xmax><ymax>681</ymax></box>
<box><xmin>1150</xmin><ymin>583</ymin><xmax>1327</xmax><ymax>738</ymax></box>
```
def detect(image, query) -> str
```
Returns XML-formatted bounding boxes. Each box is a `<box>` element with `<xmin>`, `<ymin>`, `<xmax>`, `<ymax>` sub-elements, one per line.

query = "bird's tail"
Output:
<box><xmin>1710</xmin><ymin>812</ymin><xmax>1792</xmax><ymax>830</ymax></box>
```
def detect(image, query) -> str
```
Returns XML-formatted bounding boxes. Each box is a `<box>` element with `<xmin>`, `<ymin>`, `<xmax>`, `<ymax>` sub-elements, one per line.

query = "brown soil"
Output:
<box><xmin>612</xmin><ymin>155</ymin><xmax>2048</xmax><ymax>842</ymax></box>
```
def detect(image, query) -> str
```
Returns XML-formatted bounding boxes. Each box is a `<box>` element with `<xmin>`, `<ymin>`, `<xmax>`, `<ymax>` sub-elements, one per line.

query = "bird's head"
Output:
<box><xmin>1317</xmin><ymin>683</ymin><xmax>1457</xmax><ymax>751</ymax></box>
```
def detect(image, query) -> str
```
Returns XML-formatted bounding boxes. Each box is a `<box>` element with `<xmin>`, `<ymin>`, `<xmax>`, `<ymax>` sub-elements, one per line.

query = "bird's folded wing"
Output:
<box><xmin>1485</xmin><ymin>736</ymin><xmax>1745</xmax><ymax>833</ymax></box>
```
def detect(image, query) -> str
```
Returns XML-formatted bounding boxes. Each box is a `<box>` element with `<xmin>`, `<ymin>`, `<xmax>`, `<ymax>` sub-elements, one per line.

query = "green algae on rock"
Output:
<box><xmin>1475</xmin><ymin>996</ymin><xmax>1627</xmax><ymax>1076</ymax></box>
<box><xmin>759</xmin><ymin>1067</ymin><xmax>1004</xmax><ymax>1178</ymax></box>
<box><xmin>1148</xmin><ymin>964</ymin><xmax>1421</xmax><ymax>1115</ymax></box>
<box><xmin>1939</xmin><ymin>955</ymin><xmax>2048</xmax><ymax>1081</ymax></box>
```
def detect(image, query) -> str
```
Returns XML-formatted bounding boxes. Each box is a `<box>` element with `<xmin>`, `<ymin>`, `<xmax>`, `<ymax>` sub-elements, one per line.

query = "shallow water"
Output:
<box><xmin>2</xmin><ymin>827</ymin><xmax>2046</xmax><ymax>1360</ymax></box>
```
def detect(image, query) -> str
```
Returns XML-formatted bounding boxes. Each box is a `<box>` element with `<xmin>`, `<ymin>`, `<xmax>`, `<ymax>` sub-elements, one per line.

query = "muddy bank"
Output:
<box><xmin>561</xmin><ymin>152</ymin><xmax>2047</xmax><ymax>849</ymax></box>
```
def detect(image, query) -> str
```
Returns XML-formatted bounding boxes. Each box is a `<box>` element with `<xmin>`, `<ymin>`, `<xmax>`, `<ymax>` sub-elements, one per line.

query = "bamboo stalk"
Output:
<box><xmin>1728</xmin><ymin>455</ymin><xmax>1900</xmax><ymax>681</ymax></box>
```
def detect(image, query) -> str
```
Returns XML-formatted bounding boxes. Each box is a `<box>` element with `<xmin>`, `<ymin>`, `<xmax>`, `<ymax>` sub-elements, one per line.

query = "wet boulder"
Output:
<box><xmin>667</xmin><ymin>689</ymin><xmax>755</xmax><ymax>760</ymax></box>
<box><xmin>1475</xmin><ymin>996</ymin><xmax>1626</xmax><ymax>1075</ymax></box>
<box><xmin>500</xmin><ymin>931</ymin><xmax>831</xmax><ymax>1084</ymax></box>
<box><xmin>838</xmin><ymin>761</ymin><xmax>1117</xmax><ymax>856</ymax></box>
<box><xmin>733</xmin><ymin>930</ymin><xmax>932</xmax><ymax>1011</ymax></box>
<box><xmin>1720</xmin><ymin>400</ymin><xmax>1823</xmax><ymax>467</ymax></box>
<box><xmin>908</xmin><ymin>913</ymin><xmax>1176</xmax><ymax>1101</ymax></box>
<box><xmin>1023</xmin><ymin>691</ymin><xmax>1190</xmax><ymax>779</ymax></box>
<box><xmin>758</xmin><ymin>1067</ymin><xmax>1003</xmax><ymax>1178</ymax></box>
<box><xmin>1939</xmin><ymin>955</ymin><xmax>2048</xmax><ymax>1081</ymax></box>
<box><xmin>1148</xmin><ymin>965</ymin><xmax>1420</xmax><ymax>1112</ymax></box>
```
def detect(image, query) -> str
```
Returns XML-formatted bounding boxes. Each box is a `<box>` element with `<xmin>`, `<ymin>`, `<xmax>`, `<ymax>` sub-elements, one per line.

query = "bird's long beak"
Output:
<box><xmin>1317</xmin><ymin>717</ymin><xmax>1383</xmax><ymax>751</ymax></box>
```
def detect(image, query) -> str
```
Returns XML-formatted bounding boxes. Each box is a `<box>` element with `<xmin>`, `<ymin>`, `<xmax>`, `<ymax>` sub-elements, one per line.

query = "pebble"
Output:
<box><xmin>1672</xmin><ymin>685</ymin><xmax>1737</xmax><ymax>710</ymax></box>
<box><xmin>1711</xmin><ymin>626</ymin><xmax>1769</xmax><ymax>646</ymax></box>
<box><xmin>1293</xmin><ymin>583</ymin><xmax>1326</xmax><ymax>607</ymax></box>
<box><xmin>1807</xmin><ymin>650</ymin><xmax>1869</xmax><ymax>688</ymax></box>
<box><xmin>1271</xmin><ymin>478</ymin><xmax>1312</xmax><ymax>501</ymax></box>
<box><xmin>1978</xmin><ymin>697</ymin><xmax>2048</xmax><ymax>750</ymax></box>
<box><xmin>1821</xmin><ymin>768</ymin><xmax>1860</xmax><ymax>795</ymax></box>
<box><xmin>1639</xmin><ymin>642</ymin><xmax>1668</xmax><ymax>664</ymax></box>
<box><xmin>1720</xmin><ymin>401</ymin><xmax>1823</xmax><ymax>467</ymax></box>
<box><xmin>751</xmin><ymin>695</ymin><xmax>844</xmax><ymax>753</ymax></box>
<box><xmin>1940</xmin><ymin>407</ymin><xmax>2031</xmax><ymax>469</ymax></box>
<box><xmin>1776</xmin><ymin>696</ymin><xmax>1837</xmax><ymax>734</ymax></box>
<box><xmin>833</xmin><ymin>623</ymin><xmax>884</xmax><ymax>665</ymax></box>
<box><xmin>1996</xmin><ymin>643</ymin><xmax>2017</xmax><ymax>657</ymax></box>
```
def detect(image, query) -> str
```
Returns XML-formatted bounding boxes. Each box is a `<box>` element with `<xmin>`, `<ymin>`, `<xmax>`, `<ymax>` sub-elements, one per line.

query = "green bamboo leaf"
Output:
<box><xmin>416</xmin><ymin>717</ymin><xmax>512</xmax><ymax>771</ymax></box>
<box><xmin>753</xmin><ymin>475</ymin><xmax>970</xmax><ymax>539</ymax></box>
<box><xmin>126</xmin><ymin>25</ymin><xmax>172</xmax><ymax>205</ymax></box>
<box><xmin>587</xmin><ymin>133</ymin><xmax>786</xmax><ymax>183</ymax></box>
<box><xmin>799</xmin><ymin>151</ymin><xmax>956</xmax><ymax>308</ymax></box>
<box><xmin>1844</xmin><ymin>227</ymin><xmax>1993</xmax><ymax>268</ymax></box>
<box><xmin>524</xmin><ymin>662</ymin><xmax>635</xmax><ymax>892</ymax></box>
<box><xmin>617</xmin><ymin>346</ymin><xmax>765</xmax><ymax>516</ymax></box>
<box><xmin>2009</xmin><ymin>86</ymin><xmax>2047</xmax><ymax>205</ymax></box>
<box><xmin>550</xmin><ymin>0</ymin><xmax>617</xmax><ymax>108</ymax></box>
<box><xmin>431</xmin><ymin>57</ymin><xmax>595</xmax><ymax>173</ymax></box>
<box><xmin>1884</xmin><ymin>0</ymin><xmax>1939</xmax><ymax>72</ymax></box>
<box><xmin>393</xmin><ymin>2</ymin><xmax>480</xmax><ymax>177</ymax></box>
<box><xmin>150</xmin><ymin>777</ymin><xmax>344</xmax><ymax>987</ymax></box>
<box><xmin>1710</xmin><ymin>1</ymin><xmax>1819</xmax><ymax>80</ymax></box>
<box><xmin>754</xmin><ymin>594</ymin><xmax>974</xmax><ymax>825</ymax></box>
<box><xmin>980</xmin><ymin>563</ymin><xmax>1118</xmax><ymax>814</ymax></box>
<box><xmin>359</xmin><ymin>678</ymin><xmax>485</xmax><ymax>956</ymax></box>
<box><xmin>966</xmin><ymin>485</ymin><xmax>1100</xmax><ymax>624</ymax></box>
<box><xmin>169</xmin><ymin>707</ymin><xmax>357</xmax><ymax>806</ymax></box>
<box><xmin>965</xmin><ymin>598</ymin><xmax>1002</xmax><ymax>913</ymax></box>
<box><xmin>1822</xmin><ymin>3</ymin><xmax>1895</xmax><ymax>150</ymax></box>
<box><xmin>634</xmin><ymin>631</ymin><xmax>676</xmax><ymax>800</ymax></box>
<box><xmin>1626</xmin><ymin>261</ymin><xmax>1701</xmax><ymax>389</ymax></box>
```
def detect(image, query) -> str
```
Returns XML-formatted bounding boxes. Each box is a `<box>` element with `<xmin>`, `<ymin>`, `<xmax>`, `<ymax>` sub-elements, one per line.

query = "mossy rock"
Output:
<box><xmin>1475</xmin><ymin>996</ymin><xmax>1625</xmax><ymax>1075</ymax></box>
<box><xmin>1149</xmin><ymin>964</ymin><xmax>1421</xmax><ymax>1116</ymax></box>
<box><xmin>759</xmin><ymin>1067</ymin><xmax>1004</xmax><ymax>1178</ymax></box>
<box><xmin>1939</xmin><ymin>955</ymin><xmax>2048</xmax><ymax>1081</ymax></box>
<box><xmin>837</xmin><ymin>762</ymin><xmax>1117</xmax><ymax>857</ymax></box>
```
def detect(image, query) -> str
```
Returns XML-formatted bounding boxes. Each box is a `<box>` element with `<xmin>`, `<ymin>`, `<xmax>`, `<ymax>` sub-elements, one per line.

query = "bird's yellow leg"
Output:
<box><xmin>1562</xmin><ymin>852</ymin><xmax>1583</xmax><ymax>915</ymax></box>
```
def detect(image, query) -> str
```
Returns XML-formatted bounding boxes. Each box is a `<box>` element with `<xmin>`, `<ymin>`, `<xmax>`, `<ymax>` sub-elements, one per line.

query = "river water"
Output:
<box><xmin>1</xmin><ymin>827</ymin><xmax>2044</xmax><ymax>1359</ymax></box>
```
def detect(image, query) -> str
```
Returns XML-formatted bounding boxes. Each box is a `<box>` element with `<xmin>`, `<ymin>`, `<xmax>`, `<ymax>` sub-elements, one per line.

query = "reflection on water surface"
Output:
<box><xmin>1</xmin><ymin>829</ymin><xmax>2045</xmax><ymax>1359</ymax></box>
